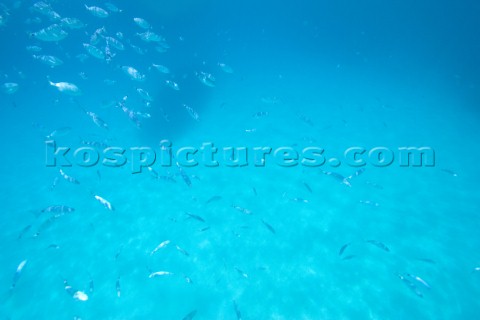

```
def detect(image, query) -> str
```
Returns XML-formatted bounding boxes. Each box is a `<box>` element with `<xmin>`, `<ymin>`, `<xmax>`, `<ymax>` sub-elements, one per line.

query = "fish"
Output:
<box><xmin>105</xmin><ymin>2</ymin><xmax>122</xmax><ymax>13</ymax></box>
<box><xmin>2</xmin><ymin>82</ymin><xmax>19</xmax><ymax>94</ymax></box>
<box><xmin>89</xmin><ymin>278</ymin><xmax>94</xmax><ymax>293</ymax></box>
<box><xmin>175</xmin><ymin>245</ymin><xmax>190</xmax><ymax>256</ymax></box>
<box><xmin>133</xmin><ymin>17</ymin><xmax>150</xmax><ymax>29</ymax></box>
<box><xmin>83</xmin><ymin>43</ymin><xmax>105</xmax><ymax>60</ymax></box>
<box><xmin>182</xmin><ymin>310</ymin><xmax>197</xmax><ymax>320</ymax></box>
<box><xmin>59</xmin><ymin>169</ymin><xmax>80</xmax><ymax>184</ymax></box>
<box><xmin>441</xmin><ymin>168</ymin><xmax>458</xmax><ymax>177</ymax></box>
<box><xmin>232</xmin><ymin>205</ymin><xmax>252</xmax><ymax>215</ymax></box>
<box><xmin>415</xmin><ymin>258</ymin><xmax>436</xmax><ymax>264</ymax></box>
<box><xmin>184</xmin><ymin>104</ymin><xmax>200</xmax><ymax>121</ymax></box>
<box><xmin>165</xmin><ymin>80</ymin><xmax>179</xmax><ymax>90</ymax></box>
<box><xmin>26</xmin><ymin>45</ymin><xmax>42</xmax><ymax>52</ymax></box>
<box><xmin>48</xmin><ymin>80</ymin><xmax>81</xmax><ymax>95</ymax></box>
<box><xmin>136</xmin><ymin>88</ymin><xmax>153</xmax><ymax>101</ymax></box>
<box><xmin>104</xmin><ymin>36</ymin><xmax>124</xmax><ymax>51</ymax></box>
<box><xmin>47</xmin><ymin>244</ymin><xmax>60</xmax><ymax>249</ymax></box>
<box><xmin>234</xmin><ymin>267</ymin><xmax>248</xmax><ymax>279</ymax></box>
<box><xmin>122</xmin><ymin>66</ymin><xmax>145</xmax><ymax>81</ymax></box>
<box><xmin>303</xmin><ymin>182</ymin><xmax>313</xmax><ymax>193</ymax></box>
<box><xmin>185</xmin><ymin>212</ymin><xmax>205</xmax><ymax>223</ymax></box>
<box><xmin>94</xmin><ymin>195</ymin><xmax>114</xmax><ymax>211</ymax></box>
<box><xmin>406</xmin><ymin>274</ymin><xmax>431</xmax><ymax>289</ymax></box>
<box><xmin>184</xmin><ymin>275</ymin><xmax>193</xmax><ymax>284</ymax></box>
<box><xmin>41</xmin><ymin>205</ymin><xmax>75</xmax><ymax>214</ymax></box>
<box><xmin>206</xmin><ymin>195</ymin><xmax>222</xmax><ymax>204</ymax></box>
<box><xmin>341</xmin><ymin>255</ymin><xmax>356</xmax><ymax>260</ymax></box>
<box><xmin>321</xmin><ymin>170</ymin><xmax>351</xmax><ymax>187</ymax></box>
<box><xmin>177</xmin><ymin>164</ymin><xmax>192</xmax><ymax>187</ymax></box>
<box><xmin>85</xmin><ymin>5</ymin><xmax>109</xmax><ymax>18</ymax></box>
<box><xmin>64</xmin><ymin>280</ymin><xmax>89</xmax><ymax>301</ymax></box>
<box><xmin>339</xmin><ymin>243</ymin><xmax>350</xmax><ymax>256</ymax></box>
<box><xmin>86</xmin><ymin>111</ymin><xmax>108</xmax><ymax>129</ymax></box>
<box><xmin>17</xmin><ymin>225</ymin><xmax>32</xmax><ymax>240</ymax></box>
<box><xmin>196</xmin><ymin>71</ymin><xmax>215</xmax><ymax>87</ymax></box>
<box><xmin>149</xmin><ymin>271</ymin><xmax>174</xmax><ymax>278</ymax></box>
<box><xmin>233</xmin><ymin>300</ymin><xmax>242</xmax><ymax>320</ymax></box>
<box><xmin>137</xmin><ymin>31</ymin><xmax>163</xmax><ymax>42</ymax></box>
<box><xmin>359</xmin><ymin>200</ymin><xmax>380</xmax><ymax>207</ymax></box>
<box><xmin>10</xmin><ymin>260</ymin><xmax>27</xmax><ymax>291</ymax></box>
<box><xmin>398</xmin><ymin>273</ymin><xmax>423</xmax><ymax>298</ymax></box>
<box><xmin>32</xmin><ymin>55</ymin><xmax>63</xmax><ymax>67</ymax></box>
<box><xmin>31</xmin><ymin>24</ymin><xmax>68</xmax><ymax>41</ymax></box>
<box><xmin>252</xmin><ymin>111</ymin><xmax>269</xmax><ymax>118</ymax></box>
<box><xmin>261</xmin><ymin>219</ymin><xmax>276</xmax><ymax>234</ymax></box>
<box><xmin>218</xmin><ymin>63</ymin><xmax>234</xmax><ymax>73</ymax></box>
<box><xmin>117</xmin><ymin>96</ymin><xmax>141</xmax><ymax>127</ymax></box>
<box><xmin>290</xmin><ymin>197</ymin><xmax>309</xmax><ymax>203</ymax></box>
<box><xmin>116</xmin><ymin>277</ymin><xmax>121</xmax><ymax>297</ymax></box>
<box><xmin>151</xmin><ymin>63</ymin><xmax>170</xmax><ymax>74</ymax></box>
<box><xmin>60</xmin><ymin>17</ymin><xmax>84</xmax><ymax>29</ymax></box>
<box><xmin>366</xmin><ymin>240</ymin><xmax>390</xmax><ymax>252</ymax></box>
<box><xmin>46</xmin><ymin>126</ymin><xmax>72</xmax><ymax>139</ymax></box>
<box><xmin>150</xmin><ymin>240</ymin><xmax>170</xmax><ymax>255</ymax></box>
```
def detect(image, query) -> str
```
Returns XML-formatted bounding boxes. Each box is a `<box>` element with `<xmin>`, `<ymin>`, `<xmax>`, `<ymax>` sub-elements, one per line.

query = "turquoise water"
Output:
<box><xmin>1</xmin><ymin>0</ymin><xmax>480</xmax><ymax>319</ymax></box>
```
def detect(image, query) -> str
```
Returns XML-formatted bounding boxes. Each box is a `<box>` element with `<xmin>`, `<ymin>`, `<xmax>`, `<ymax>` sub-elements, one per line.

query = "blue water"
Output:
<box><xmin>1</xmin><ymin>0</ymin><xmax>480</xmax><ymax>319</ymax></box>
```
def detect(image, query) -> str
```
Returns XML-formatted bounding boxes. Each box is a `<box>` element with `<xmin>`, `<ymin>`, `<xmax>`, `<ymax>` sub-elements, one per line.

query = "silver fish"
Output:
<box><xmin>366</xmin><ymin>240</ymin><xmax>390</xmax><ymax>252</ymax></box>
<box><xmin>32</xmin><ymin>54</ymin><xmax>63</xmax><ymax>67</ymax></box>
<box><xmin>94</xmin><ymin>195</ymin><xmax>114</xmax><ymax>211</ymax></box>
<box><xmin>150</xmin><ymin>240</ymin><xmax>170</xmax><ymax>255</ymax></box>
<box><xmin>31</xmin><ymin>24</ymin><xmax>67</xmax><ymax>41</ymax></box>
<box><xmin>59</xmin><ymin>169</ymin><xmax>80</xmax><ymax>184</ymax></box>
<box><xmin>10</xmin><ymin>260</ymin><xmax>27</xmax><ymax>291</ymax></box>
<box><xmin>85</xmin><ymin>5</ymin><xmax>109</xmax><ymax>18</ymax></box>
<box><xmin>148</xmin><ymin>271</ymin><xmax>174</xmax><ymax>278</ymax></box>
<box><xmin>83</xmin><ymin>43</ymin><xmax>105</xmax><ymax>60</ymax></box>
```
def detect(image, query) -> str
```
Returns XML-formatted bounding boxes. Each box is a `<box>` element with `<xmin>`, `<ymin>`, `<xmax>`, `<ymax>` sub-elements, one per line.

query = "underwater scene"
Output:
<box><xmin>0</xmin><ymin>0</ymin><xmax>479</xmax><ymax>319</ymax></box>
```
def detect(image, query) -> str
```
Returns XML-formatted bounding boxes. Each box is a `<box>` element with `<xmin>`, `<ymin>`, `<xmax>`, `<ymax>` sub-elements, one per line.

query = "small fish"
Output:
<box><xmin>47</xmin><ymin>244</ymin><xmax>60</xmax><ymax>249</ymax></box>
<box><xmin>49</xmin><ymin>80</ymin><xmax>81</xmax><ymax>95</ymax></box>
<box><xmin>185</xmin><ymin>212</ymin><xmax>205</xmax><ymax>223</ymax></box>
<box><xmin>94</xmin><ymin>195</ymin><xmax>114</xmax><ymax>211</ymax></box>
<box><xmin>10</xmin><ymin>260</ymin><xmax>27</xmax><ymax>291</ymax></box>
<box><xmin>151</xmin><ymin>63</ymin><xmax>169</xmax><ymax>74</ymax></box>
<box><xmin>64</xmin><ymin>280</ymin><xmax>89</xmax><ymax>301</ymax></box>
<box><xmin>49</xmin><ymin>177</ymin><xmax>59</xmax><ymax>191</ymax></box>
<box><xmin>416</xmin><ymin>258</ymin><xmax>436</xmax><ymax>264</ymax></box>
<box><xmin>85</xmin><ymin>4</ymin><xmax>109</xmax><ymax>18</ymax></box>
<box><xmin>165</xmin><ymin>80</ymin><xmax>179</xmax><ymax>91</ymax></box>
<box><xmin>218</xmin><ymin>63</ymin><xmax>233</xmax><ymax>74</ymax></box>
<box><xmin>196</xmin><ymin>71</ymin><xmax>215</xmax><ymax>87</ymax></box>
<box><xmin>41</xmin><ymin>205</ymin><xmax>75</xmax><ymax>215</ymax></box>
<box><xmin>199</xmin><ymin>226</ymin><xmax>211</xmax><ymax>232</ymax></box>
<box><xmin>341</xmin><ymin>255</ymin><xmax>356</xmax><ymax>261</ymax></box>
<box><xmin>359</xmin><ymin>200</ymin><xmax>380</xmax><ymax>207</ymax></box>
<box><xmin>441</xmin><ymin>168</ymin><xmax>458</xmax><ymax>177</ymax></box>
<box><xmin>89</xmin><ymin>278</ymin><xmax>94</xmax><ymax>293</ymax></box>
<box><xmin>46</xmin><ymin>126</ymin><xmax>72</xmax><ymax>139</ymax></box>
<box><xmin>59</xmin><ymin>169</ymin><xmax>80</xmax><ymax>184</ymax></box>
<box><xmin>290</xmin><ymin>197</ymin><xmax>309</xmax><ymax>203</ymax></box>
<box><xmin>366</xmin><ymin>240</ymin><xmax>390</xmax><ymax>252</ymax></box>
<box><xmin>206</xmin><ymin>196</ymin><xmax>222</xmax><ymax>204</ymax></box>
<box><xmin>32</xmin><ymin>54</ymin><xmax>63</xmax><ymax>67</ymax></box>
<box><xmin>149</xmin><ymin>271</ymin><xmax>174</xmax><ymax>278</ymax></box>
<box><xmin>261</xmin><ymin>219</ymin><xmax>276</xmax><ymax>234</ymax></box>
<box><xmin>122</xmin><ymin>66</ymin><xmax>145</xmax><ymax>81</ymax></box>
<box><xmin>85</xmin><ymin>111</ymin><xmax>109</xmax><ymax>129</ymax></box>
<box><xmin>406</xmin><ymin>274</ymin><xmax>431</xmax><ymax>289</ymax></box>
<box><xmin>321</xmin><ymin>170</ymin><xmax>351</xmax><ymax>187</ymax></box>
<box><xmin>252</xmin><ymin>111</ymin><xmax>269</xmax><ymax>118</ymax></box>
<box><xmin>116</xmin><ymin>277</ymin><xmax>121</xmax><ymax>297</ymax></box>
<box><xmin>184</xmin><ymin>275</ymin><xmax>193</xmax><ymax>284</ymax></box>
<box><xmin>150</xmin><ymin>240</ymin><xmax>170</xmax><ymax>255</ymax></box>
<box><xmin>83</xmin><ymin>43</ymin><xmax>105</xmax><ymax>60</ymax></box>
<box><xmin>175</xmin><ymin>245</ymin><xmax>189</xmax><ymax>256</ymax></box>
<box><xmin>177</xmin><ymin>164</ymin><xmax>192</xmax><ymax>187</ymax></box>
<box><xmin>17</xmin><ymin>225</ymin><xmax>32</xmax><ymax>240</ymax></box>
<box><xmin>133</xmin><ymin>17</ymin><xmax>150</xmax><ymax>29</ymax></box>
<box><xmin>104</xmin><ymin>2</ymin><xmax>122</xmax><ymax>13</ymax></box>
<box><xmin>233</xmin><ymin>300</ymin><xmax>242</xmax><ymax>320</ymax></box>
<box><xmin>232</xmin><ymin>205</ymin><xmax>252</xmax><ymax>215</ymax></box>
<box><xmin>235</xmin><ymin>267</ymin><xmax>248</xmax><ymax>279</ymax></box>
<box><xmin>182</xmin><ymin>310</ymin><xmax>197</xmax><ymax>320</ymax></box>
<box><xmin>303</xmin><ymin>182</ymin><xmax>312</xmax><ymax>193</ymax></box>
<box><xmin>339</xmin><ymin>243</ymin><xmax>350</xmax><ymax>256</ymax></box>
<box><xmin>136</xmin><ymin>88</ymin><xmax>153</xmax><ymax>101</ymax></box>
<box><xmin>184</xmin><ymin>104</ymin><xmax>200</xmax><ymax>121</ymax></box>
<box><xmin>398</xmin><ymin>273</ymin><xmax>423</xmax><ymax>298</ymax></box>
<box><xmin>252</xmin><ymin>187</ymin><xmax>257</xmax><ymax>196</ymax></box>
<box><xmin>31</xmin><ymin>24</ymin><xmax>68</xmax><ymax>42</ymax></box>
